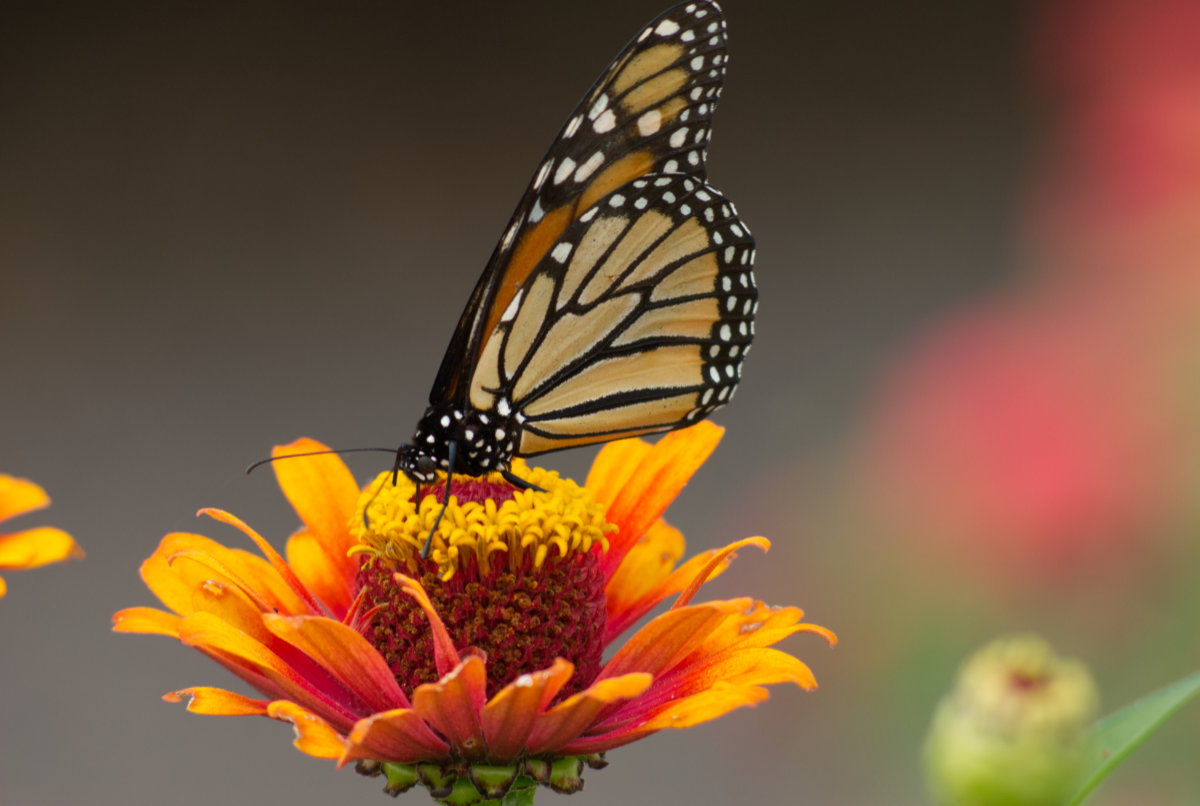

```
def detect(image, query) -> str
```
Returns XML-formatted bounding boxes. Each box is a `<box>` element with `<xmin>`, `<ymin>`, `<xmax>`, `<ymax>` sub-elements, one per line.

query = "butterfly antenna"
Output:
<box><xmin>421</xmin><ymin>441</ymin><xmax>457</xmax><ymax>559</ymax></box>
<box><xmin>246</xmin><ymin>447</ymin><xmax>399</xmax><ymax>475</ymax></box>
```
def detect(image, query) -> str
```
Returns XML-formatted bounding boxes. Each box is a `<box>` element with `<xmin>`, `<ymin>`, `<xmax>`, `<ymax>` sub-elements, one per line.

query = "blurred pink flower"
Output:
<box><xmin>858</xmin><ymin>299</ymin><xmax>1181</xmax><ymax>579</ymax></box>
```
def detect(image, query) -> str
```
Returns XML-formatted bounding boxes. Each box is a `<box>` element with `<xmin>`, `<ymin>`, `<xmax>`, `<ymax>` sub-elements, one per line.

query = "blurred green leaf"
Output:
<box><xmin>1065</xmin><ymin>670</ymin><xmax>1200</xmax><ymax>806</ymax></box>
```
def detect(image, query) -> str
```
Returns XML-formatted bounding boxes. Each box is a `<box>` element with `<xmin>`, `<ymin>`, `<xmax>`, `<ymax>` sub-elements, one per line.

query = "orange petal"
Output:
<box><xmin>271</xmin><ymin>438</ymin><xmax>360</xmax><ymax>583</ymax></box>
<box><xmin>178</xmin><ymin>612</ymin><xmax>359</xmax><ymax>730</ymax></box>
<box><xmin>0</xmin><ymin>475</ymin><xmax>50</xmax><ymax>522</ymax></box>
<box><xmin>164</xmin><ymin>686</ymin><xmax>269</xmax><ymax>716</ymax></box>
<box><xmin>141</xmin><ymin>531</ymin><xmax>309</xmax><ymax>617</ymax></box>
<box><xmin>199</xmin><ymin>508</ymin><xmax>323</xmax><ymax>615</ymax></box>
<box><xmin>112</xmin><ymin>606</ymin><xmax>182</xmax><ymax>637</ymax></box>
<box><xmin>480</xmin><ymin>658</ymin><xmax>575</xmax><ymax>762</ymax></box>
<box><xmin>603</xmin><ymin>519</ymin><xmax>684</xmax><ymax>640</ymax></box>
<box><xmin>263</xmin><ymin>614</ymin><xmax>409</xmax><ymax>712</ymax></box>
<box><xmin>594</xmin><ymin>423</ymin><xmax>723</xmax><ymax>580</ymax></box>
<box><xmin>286</xmin><ymin>528</ymin><xmax>353</xmax><ymax>618</ymax></box>
<box><xmin>670</xmin><ymin>537</ymin><xmax>770</xmax><ymax>610</ymax></box>
<box><xmin>342</xmin><ymin>708</ymin><xmax>450</xmax><ymax>766</ymax></box>
<box><xmin>0</xmin><ymin>527</ymin><xmax>83</xmax><ymax>570</ymax></box>
<box><xmin>585</xmin><ymin>440</ymin><xmax>653</xmax><ymax>508</ymax></box>
<box><xmin>411</xmin><ymin>655</ymin><xmax>488</xmax><ymax>760</ymax></box>
<box><xmin>267</xmin><ymin>700</ymin><xmax>350</xmax><ymax>760</ymax></box>
<box><xmin>526</xmin><ymin>673</ymin><xmax>653</xmax><ymax>755</ymax></box>
<box><xmin>0</xmin><ymin>576</ymin><xmax>6</xmax><ymax>598</ymax></box>
<box><xmin>688</xmin><ymin>602</ymin><xmax>837</xmax><ymax>660</ymax></box>
<box><xmin>599</xmin><ymin>600</ymin><xmax>746</xmax><ymax>681</ymax></box>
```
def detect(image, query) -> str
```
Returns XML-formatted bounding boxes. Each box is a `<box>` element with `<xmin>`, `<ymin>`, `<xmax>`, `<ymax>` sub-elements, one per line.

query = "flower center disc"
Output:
<box><xmin>350</xmin><ymin>461</ymin><xmax>613</xmax><ymax>699</ymax></box>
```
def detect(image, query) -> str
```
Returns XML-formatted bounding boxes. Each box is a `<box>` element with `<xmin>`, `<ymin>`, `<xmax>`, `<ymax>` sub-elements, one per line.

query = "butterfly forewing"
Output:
<box><xmin>468</xmin><ymin>172</ymin><xmax>756</xmax><ymax>456</ymax></box>
<box><xmin>430</xmin><ymin>0</ymin><xmax>733</xmax><ymax>406</ymax></box>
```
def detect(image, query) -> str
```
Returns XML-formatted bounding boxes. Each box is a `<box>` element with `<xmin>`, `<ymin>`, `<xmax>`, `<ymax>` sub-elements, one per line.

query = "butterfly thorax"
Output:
<box><xmin>400</xmin><ymin>403</ymin><xmax>522</xmax><ymax>482</ymax></box>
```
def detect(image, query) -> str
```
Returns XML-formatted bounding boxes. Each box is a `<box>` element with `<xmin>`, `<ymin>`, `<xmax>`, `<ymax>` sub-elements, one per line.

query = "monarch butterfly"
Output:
<box><xmin>395</xmin><ymin>0</ymin><xmax>757</xmax><ymax>541</ymax></box>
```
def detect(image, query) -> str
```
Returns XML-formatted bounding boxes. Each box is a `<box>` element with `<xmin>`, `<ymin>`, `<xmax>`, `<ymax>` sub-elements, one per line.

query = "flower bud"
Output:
<box><xmin>923</xmin><ymin>634</ymin><xmax>1099</xmax><ymax>806</ymax></box>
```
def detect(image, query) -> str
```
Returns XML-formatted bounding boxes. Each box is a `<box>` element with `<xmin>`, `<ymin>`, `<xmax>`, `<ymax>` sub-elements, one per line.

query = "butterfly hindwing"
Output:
<box><xmin>466</xmin><ymin>172</ymin><xmax>756</xmax><ymax>456</ymax></box>
<box><xmin>430</xmin><ymin>0</ymin><xmax>733</xmax><ymax>406</ymax></box>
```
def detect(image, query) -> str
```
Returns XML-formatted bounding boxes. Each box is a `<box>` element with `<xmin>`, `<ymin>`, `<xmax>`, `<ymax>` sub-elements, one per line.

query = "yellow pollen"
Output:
<box><xmin>348</xmin><ymin>459</ymin><xmax>614</xmax><ymax>580</ymax></box>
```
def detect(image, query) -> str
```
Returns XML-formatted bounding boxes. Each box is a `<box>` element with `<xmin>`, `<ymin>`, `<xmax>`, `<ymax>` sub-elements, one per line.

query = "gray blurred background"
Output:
<box><xmin>8</xmin><ymin>1</ymin><xmax>1147</xmax><ymax>804</ymax></box>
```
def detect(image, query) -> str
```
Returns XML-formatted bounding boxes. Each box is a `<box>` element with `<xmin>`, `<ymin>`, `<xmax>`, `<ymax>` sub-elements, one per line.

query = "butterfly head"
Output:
<box><xmin>394</xmin><ymin>443</ymin><xmax>440</xmax><ymax>485</ymax></box>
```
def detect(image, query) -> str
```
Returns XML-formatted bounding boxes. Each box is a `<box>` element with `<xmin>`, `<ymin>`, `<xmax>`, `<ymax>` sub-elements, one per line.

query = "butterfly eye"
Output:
<box><xmin>415</xmin><ymin>455</ymin><xmax>439</xmax><ymax>478</ymax></box>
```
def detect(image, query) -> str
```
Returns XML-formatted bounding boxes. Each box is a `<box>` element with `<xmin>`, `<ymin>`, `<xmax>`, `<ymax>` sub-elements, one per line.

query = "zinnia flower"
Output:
<box><xmin>114</xmin><ymin>422</ymin><xmax>834</xmax><ymax>802</ymax></box>
<box><xmin>0</xmin><ymin>474</ymin><xmax>83</xmax><ymax>599</ymax></box>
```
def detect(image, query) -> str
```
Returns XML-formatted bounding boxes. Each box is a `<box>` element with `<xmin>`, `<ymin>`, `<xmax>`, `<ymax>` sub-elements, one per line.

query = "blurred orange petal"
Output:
<box><xmin>0</xmin><ymin>527</ymin><xmax>83</xmax><ymax>570</ymax></box>
<box><xmin>0</xmin><ymin>474</ymin><xmax>51</xmax><ymax>522</ymax></box>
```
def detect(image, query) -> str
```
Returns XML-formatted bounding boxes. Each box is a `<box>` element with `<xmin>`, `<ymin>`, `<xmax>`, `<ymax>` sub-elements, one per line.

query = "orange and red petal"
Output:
<box><xmin>604</xmin><ymin>534</ymin><xmax>768</xmax><ymax>644</ymax></box>
<box><xmin>343</xmin><ymin>707</ymin><xmax>450</xmax><ymax>766</ymax></box>
<box><xmin>0</xmin><ymin>474</ymin><xmax>51</xmax><ymax>522</ymax></box>
<box><xmin>598</xmin><ymin>599</ymin><xmax>748</xmax><ymax>682</ymax></box>
<box><xmin>526</xmin><ymin>673</ymin><xmax>653</xmax><ymax>756</ymax></box>
<box><xmin>587</xmin><ymin>423</ymin><xmax>723</xmax><ymax>580</ymax></box>
<box><xmin>262</xmin><ymin>614</ymin><xmax>409</xmax><ymax>712</ymax></box>
<box><xmin>480</xmin><ymin>658</ymin><xmax>575</xmax><ymax>762</ymax></box>
<box><xmin>271</xmin><ymin>439</ymin><xmax>360</xmax><ymax>587</ymax></box>
<box><xmin>411</xmin><ymin>655</ymin><xmax>489</xmax><ymax>760</ymax></box>
<box><xmin>177</xmin><ymin>611</ymin><xmax>362</xmax><ymax>731</ymax></box>
<box><xmin>0</xmin><ymin>526</ymin><xmax>83</xmax><ymax>570</ymax></box>
<box><xmin>603</xmin><ymin>519</ymin><xmax>684</xmax><ymax>641</ymax></box>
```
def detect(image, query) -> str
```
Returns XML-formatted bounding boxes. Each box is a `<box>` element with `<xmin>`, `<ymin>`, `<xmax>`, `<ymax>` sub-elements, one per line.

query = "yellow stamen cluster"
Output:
<box><xmin>348</xmin><ymin>460</ymin><xmax>613</xmax><ymax>580</ymax></box>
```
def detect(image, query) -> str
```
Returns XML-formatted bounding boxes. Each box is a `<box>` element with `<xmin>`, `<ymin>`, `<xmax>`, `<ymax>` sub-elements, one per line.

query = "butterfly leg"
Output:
<box><xmin>421</xmin><ymin>441</ymin><xmax>458</xmax><ymax>558</ymax></box>
<box><xmin>500</xmin><ymin>467</ymin><xmax>546</xmax><ymax>493</ymax></box>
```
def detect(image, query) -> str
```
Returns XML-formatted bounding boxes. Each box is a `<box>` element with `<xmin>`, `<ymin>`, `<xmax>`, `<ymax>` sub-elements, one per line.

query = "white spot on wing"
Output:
<box><xmin>551</xmin><ymin>242</ymin><xmax>573</xmax><ymax>263</ymax></box>
<box><xmin>637</xmin><ymin>109</ymin><xmax>662</xmax><ymax>136</ymax></box>
<box><xmin>554</xmin><ymin>158</ymin><xmax>576</xmax><ymax>185</ymax></box>
<box><xmin>588</xmin><ymin>94</ymin><xmax>609</xmax><ymax>121</ymax></box>
<box><xmin>593</xmin><ymin>108</ymin><xmax>617</xmax><ymax>134</ymax></box>
<box><xmin>499</xmin><ymin>289</ymin><xmax>524</xmax><ymax>323</ymax></box>
<box><xmin>574</xmin><ymin>151</ymin><xmax>605</xmax><ymax>182</ymax></box>
<box><xmin>655</xmin><ymin>19</ymin><xmax>680</xmax><ymax>36</ymax></box>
